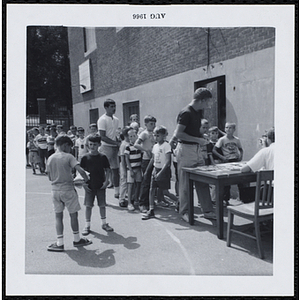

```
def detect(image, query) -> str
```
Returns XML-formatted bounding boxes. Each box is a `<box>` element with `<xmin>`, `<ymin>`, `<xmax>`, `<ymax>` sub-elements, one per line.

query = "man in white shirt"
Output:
<box><xmin>97</xmin><ymin>99</ymin><xmax>120</xmax><ymax>198</ymax></box>
<box><xmin>241</xmin><ymin>127</ymin><xmax>275</xmax><ymax>173</ymax></box>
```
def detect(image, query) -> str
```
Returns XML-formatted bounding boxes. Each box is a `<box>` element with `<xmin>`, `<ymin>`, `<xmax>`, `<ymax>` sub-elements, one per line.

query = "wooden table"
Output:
<box><xmin>183</xmin><ymin>164</ymin><xmax>257</xmax><ymax>239</ymax></box>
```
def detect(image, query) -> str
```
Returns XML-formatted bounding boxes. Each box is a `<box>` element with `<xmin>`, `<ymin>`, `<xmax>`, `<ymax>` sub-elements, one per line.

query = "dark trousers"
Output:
<box><xmin>38</xmin><ymin>148</ymin><xmax>48</xmax><ymax>172</ymax></box>
<box><xmin>139</xmin><ymin>159</ymin><xmax>153</xmax><ymax>207</ymax></box>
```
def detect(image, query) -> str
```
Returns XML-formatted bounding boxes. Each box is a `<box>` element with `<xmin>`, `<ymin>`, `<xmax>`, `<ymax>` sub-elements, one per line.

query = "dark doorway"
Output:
<box><xmin>123</xmin><ymin>101</ymin><xmax>140</xmax><ymax>126</ymax></box>
<box><xmin>194</xmin><ymin>75</ymin><xmax>226</xmax><ymax>130</ymax></box>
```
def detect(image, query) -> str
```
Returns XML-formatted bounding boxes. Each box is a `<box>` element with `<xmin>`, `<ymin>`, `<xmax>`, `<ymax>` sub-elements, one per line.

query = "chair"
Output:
<box><xmin>226</xmin><ymin>170</ymin><xmax>274</xmax><ymax>259</ymax></box>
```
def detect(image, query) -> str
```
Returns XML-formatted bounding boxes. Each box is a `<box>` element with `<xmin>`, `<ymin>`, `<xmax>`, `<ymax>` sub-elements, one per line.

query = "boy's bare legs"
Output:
<box><xmin>55</xmin><ymin>212</ymin><xmax>64</xmax><ymax>245</ymax></box>
<box><xmin>69</xmin><ymin>212</ymin><xmax>80</xmax><ymax>242</ymax></box>
<box><xmin>134</xmin><ymin>182</ymin><xmax>141</xmax><ymax>205</ymax></box>
<box><xmin>99</xmin><ymin>206</ymin><xmax>114</xmax><ymax>231</ymax></box>
<box><xmin>112</xmin><ymin>168</ymin><xmax>120</xmax><ymax>197</ymax></box>
<box><xmin>127</xmin><ymin>183</ymin><xmax>134</xmax><ymax>204</ymax></box>
<box><xmin>142</xmin><ymin>186</ymin><xmax>155</xmax><ymax>220</ymax></box>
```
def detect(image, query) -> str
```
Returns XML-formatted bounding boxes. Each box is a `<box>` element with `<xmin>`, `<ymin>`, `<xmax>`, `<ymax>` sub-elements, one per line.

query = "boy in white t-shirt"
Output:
<box><xmin>142</xmin><ymin>126</ymin><xmax>172</xmax><ymax>220</ymax></box>
<box><xmin>75</xmin><ymin>127</ymin><xmax>87</xmax><ymax>163</ymax></box>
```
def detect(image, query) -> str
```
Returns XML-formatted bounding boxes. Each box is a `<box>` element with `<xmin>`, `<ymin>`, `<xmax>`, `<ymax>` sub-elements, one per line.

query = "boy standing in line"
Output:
<box><xmin>134</xmin><ymin>115</ymin><xmax>156</xmax><ymax>213</ymax></box>
<box><xmin>125</xmin><ymin>128</ymin><xmax>143</xmax><ymax>211</ymax></box>
<box><xmin>81</xmin><ymin>135</ymin><xmax>114</xmax><ymax>235</ymax></box>
<box><xmin>74</xmin><ymin>127</ymin><xmax>87</xmax><ymax>163</ymax></box>
<box><xmin>46</xmin><ymin>135</ymin><xmax>92</xmax><ymax>252</ymax></box>
<box><xmin>142</xmin><ymin>126</ymin><xmax>172</xmax><ymax>220</ymax></box>
<box><xmin>34</xmin><ymin>125</ymin><xmax>49</xmax><ymax>174</ymax></box>
<box><xmin>213</xmin><ymin>122</ymin><xmax>244</xmax><ymax>205</ymax></box>
<box><xmin>118</xmin><ymin>126</ymin><xmax>131</xmax><ymax>208</ymax></box>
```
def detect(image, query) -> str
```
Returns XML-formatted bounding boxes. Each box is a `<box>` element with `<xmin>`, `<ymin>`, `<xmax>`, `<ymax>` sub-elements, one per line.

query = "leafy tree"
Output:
<box><xmin>26</xmin><ymin>26</ymin><xmax>72</xmax><ymax>116</ymax></box>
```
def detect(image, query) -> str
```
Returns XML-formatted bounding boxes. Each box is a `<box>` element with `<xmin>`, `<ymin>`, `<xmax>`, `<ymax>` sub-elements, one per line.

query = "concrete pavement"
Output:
<box><xmin>25</xmin><ymin>167</ymin><xmax>273</xmax><ymax>276</ymax></box>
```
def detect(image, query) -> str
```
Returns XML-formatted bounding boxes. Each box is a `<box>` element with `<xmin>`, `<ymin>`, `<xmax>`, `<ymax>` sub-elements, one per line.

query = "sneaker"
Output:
<box><xmin>133</xmin><ymin>200</ymin><xmax>139</xmax><ymax>207</ymax></box>
<box><xmin>119</xmin><ymin>199</ymin><xmax>128</xmax><ymax>207</ymax></box>
<box><xmin>82</xmin><ymin>227</ymin><xmax>91</xmax><ymax>236</ymax></box>
<box><xmin>47</xmin><ymin>242</ymin><xmax>64</xmax><ymax>252</ymax></box>
<box><xmin>175</xmin><ymin>202</ymin><xmax>179</xmax><ymax>213</ymax></box>
<box><xmin>114</xmin><ymin>193</ymin><xmax>120</xmax><ymax>199</ymax></box>
<box><xmin>204</xmin><ymin>211</ymin><xmax>217</xmax><ymax>220</ymax></box>
<box><xmin>181</xmin><ymin>213</ymin><xmax>189</xmax><ymax>223</ymax></box>
<box><xmin>102</xmin><ymin>223</ymin><xmax>114</xmax><ymax>232</ymax></box>
<box><xmin>139</xmin><ymin>205</ymin><xmax>147</xmax><ymax>213</ymax></box>
<box><xmin>142</xmin><ymin>210</ymin><xmax>155</xmax><ymax>220</ymax></box>
<box><xmin>157</xmin><ymin>200</ymin><xmax>169</xmax><ymax>207</ymax></box>
<box><xmin>127</xmin><ymin>203</ymin><xmax>135</xmax><ymax>211</ymax></box>
<box><xmin>107</xmin><ymin>183</ymin><xmax>114</xmax><ymax>189</ymax></box>
<box><xmin>73</xmin><ymin>238</ymin><xmax>92</xmax><ymax>247</ymax></box>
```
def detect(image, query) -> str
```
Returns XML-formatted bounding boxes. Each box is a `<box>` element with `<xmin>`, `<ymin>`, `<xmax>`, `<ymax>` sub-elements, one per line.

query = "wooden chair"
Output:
<box><xmin>226</xmin><ymin>170</ymin><xmax>274</xmax><ymax>259</ymax></box>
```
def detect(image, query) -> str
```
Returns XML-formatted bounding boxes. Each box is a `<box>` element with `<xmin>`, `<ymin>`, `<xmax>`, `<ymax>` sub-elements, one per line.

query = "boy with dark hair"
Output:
<box><xmin>134</xmin><ymin>115</ymin><xmax>157</xmax><ymax>213</ymax></box>
<box><xmin>46</xmin><ymin>135</ymin><xmax>92</xmax><ymax>252</ymax></box>
<box><xmin>142</xmin><ymin>126</ymin><xmax>172</xmax><ymax>220</ymax></box>
<box><xmin>81</xmin><ymin>135</ymin><xmax>114</xmax><ymax>235</ymax></box>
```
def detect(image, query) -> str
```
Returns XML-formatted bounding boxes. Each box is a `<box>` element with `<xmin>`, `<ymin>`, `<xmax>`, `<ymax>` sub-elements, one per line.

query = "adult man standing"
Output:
<box><xmin>241</xmin><ymin>127</ymin><xmax>274</xmax><ymax>173</ymax></box>
<box><xmin>174</xmin><ymin>87</ymin><xmax>216</xmax><ymax>222</ymax></box>
<box><xmin>98</xmin><ymin>99</ymin><xmax>120</xmax><ymax>198</ymax></box>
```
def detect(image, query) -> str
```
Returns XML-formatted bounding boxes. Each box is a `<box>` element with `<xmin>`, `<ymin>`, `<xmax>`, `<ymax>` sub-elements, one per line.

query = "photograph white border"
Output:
<box><xmin>6</xmin><ymin>4</ymin><xmax>295</xmax><ymax>296</ymax></box>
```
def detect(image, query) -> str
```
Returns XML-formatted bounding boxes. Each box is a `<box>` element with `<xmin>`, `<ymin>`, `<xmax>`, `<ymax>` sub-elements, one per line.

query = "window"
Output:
<box><xmin>89</xmin><ymin>108</ymin><xmax>99</xmax><ymax>125</ymax></box>
<box><xmin>83</xmin><ymin>27</ymin><xmax>97</xmax><ymax>56</ymax></box>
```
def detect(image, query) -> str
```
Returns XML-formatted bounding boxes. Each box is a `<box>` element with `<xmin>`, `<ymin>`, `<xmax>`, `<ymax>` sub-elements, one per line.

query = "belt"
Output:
<box><xmin>179</xmin><ymin>141</ymin><xmax>198</xmax><ymax>145</ymax></box>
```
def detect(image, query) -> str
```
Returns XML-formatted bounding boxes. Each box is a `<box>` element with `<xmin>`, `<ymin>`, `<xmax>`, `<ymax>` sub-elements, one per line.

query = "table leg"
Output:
<box><xmin>188</xmin><ymin>177</ymin><xmax>194</xmax><ymax>225</ymax></box>
<box><xmin>215</xmin><ymin>183</ymin><xmax>224</xmax><ymax>239</ymax></box>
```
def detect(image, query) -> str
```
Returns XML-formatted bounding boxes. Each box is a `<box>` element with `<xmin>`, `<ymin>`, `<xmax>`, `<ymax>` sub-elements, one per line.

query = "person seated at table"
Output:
<box><xmin>212</xmin><ymin>122</ymin><xmax>244</xmax><ymax>206</ymax></box>
<box><xmin>239</xmin><ymin>127</ymin><xmax>274</xmax><ymax>204</ymax></box>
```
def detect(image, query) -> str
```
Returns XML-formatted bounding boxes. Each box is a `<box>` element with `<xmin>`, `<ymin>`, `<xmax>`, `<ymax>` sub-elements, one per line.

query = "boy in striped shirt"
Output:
<box><xmin>125</xmin><ymin>128</ymin><xmax>142</xmax><ymax>211</ymax></box>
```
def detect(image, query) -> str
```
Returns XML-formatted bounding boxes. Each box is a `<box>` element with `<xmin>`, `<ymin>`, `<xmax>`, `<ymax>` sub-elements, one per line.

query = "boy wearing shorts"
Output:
<box><xmin>81</xmin><ymin>135</ymin><xmax>114</xmax><ymax>235</ymax></box>
<box><xmin>142</xmin><ymin>126</ymin><xmax>172</xmax><ymax>220</ymax></box>
<box><xmin>125</xmin><ymin>128</ymin><xmax>142</xmax><ymax>211</ymax></box>
<box><xmin>46</xmin><ymin>135</ymin><xmax>92</xmax><ymax>252</ymax></box>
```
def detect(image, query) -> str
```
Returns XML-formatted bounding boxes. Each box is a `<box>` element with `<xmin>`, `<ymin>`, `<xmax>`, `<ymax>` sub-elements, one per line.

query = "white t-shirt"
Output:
<box><xmin>75</xmin><ymin>137</ymin><xmax>87</xmax><ymax>160</ymax></box>
<box><xmin>152</xmin><ymin>141</ymin><xmax>172</xmax><ymax>169</ymax></box>
<box><xmin>138</xmin><ymin>129</ymin><xmax>155</xmax><ymax>160</ymax></box>
<box><xmin>34</xmin><ymin>133</ymin><xmax>49</xmax><ymax>149</ymax></box>
<box><xmin>97</xmin><ymin>114</ymin><xmax>119</xmax><ymax>147</ymax></box>
<box><xmin>247</xmin><ymin>143</ymin><xmax>275</xmax><ymax>172</ymax></box>
<box><xmin>215</xmin><ymin>135</ymin><xmax>242</xmax><ymax>160</ymax></box>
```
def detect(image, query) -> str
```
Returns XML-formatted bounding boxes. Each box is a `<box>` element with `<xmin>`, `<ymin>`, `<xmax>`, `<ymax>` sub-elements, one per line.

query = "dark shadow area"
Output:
<box><xmin>91</xmin><ymin>231</ymin><xmax>140</xmax><ymax>250</ymax></box>
<box><xmin>65</xmin><ymin>248</ymin><xmax>116</xmax><ymax>268</ymax></box>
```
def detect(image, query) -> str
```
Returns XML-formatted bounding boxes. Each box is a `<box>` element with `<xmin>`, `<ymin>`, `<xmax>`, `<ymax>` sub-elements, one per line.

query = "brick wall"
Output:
<box><xmin>68</xmin><ymin>27</ymin><xmax>275</xmax><ymax>104</ymax></box>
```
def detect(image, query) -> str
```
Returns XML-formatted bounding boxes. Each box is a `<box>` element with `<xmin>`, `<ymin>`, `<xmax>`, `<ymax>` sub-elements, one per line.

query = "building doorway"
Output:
<box><xmin>194</xmin><ymin>75</ymin><xmax>226</xmax><ymax>130</ymax></box>
<box><xmin>123</xmin><ymin>100</ymin><xmax>140</xmax><ymax>126</ymax></box>
<box><xmin>89</xmin><ymin>108</ymin><xmax>99</xmax><ymax>125</ymax></box>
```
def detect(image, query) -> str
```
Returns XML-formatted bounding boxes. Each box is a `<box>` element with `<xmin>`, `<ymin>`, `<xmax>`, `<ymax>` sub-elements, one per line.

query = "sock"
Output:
<box><xmin>114</xmin><ymin>186</ymin><xmax>120</xmax><ymax>194</ymax></box>
<box><xmin>57</xmin><ymin>235</ymin><xmax>64</xmax><ymax>246</ymax></box>
<box><xmin>101</xmin><ymin>218</ymin><xmax>106</xmax><ymax>225</ymax></box>
<box><xmin>85</xmin><ymin>221</ymin><xmax>91</xmax><ymax>228</ymax></box>
<box><xmin>73</xmin><ymin>231</ymin><xmax>80</xmax><ymax>242</ymax></box>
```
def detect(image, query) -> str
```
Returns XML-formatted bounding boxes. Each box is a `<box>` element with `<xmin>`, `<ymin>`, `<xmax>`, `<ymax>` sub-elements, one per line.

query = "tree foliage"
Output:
<box><xmin>26</xmin><ymin>26</ymin><xmax>72</xmax><ymax>115</ymax></box>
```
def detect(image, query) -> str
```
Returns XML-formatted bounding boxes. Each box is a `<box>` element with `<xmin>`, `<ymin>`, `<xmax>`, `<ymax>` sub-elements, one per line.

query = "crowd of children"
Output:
<box><xmin>28</xmin><ymin>94</ymin><xmax>270</xmax><ymax>252</ymax></box>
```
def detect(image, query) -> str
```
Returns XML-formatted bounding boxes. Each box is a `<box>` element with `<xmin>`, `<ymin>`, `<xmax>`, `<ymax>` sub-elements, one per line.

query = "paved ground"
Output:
<box><xmin>25</xmin><ymin>167</ymin><xmax>273</xmax><ymax>277</ymax></box>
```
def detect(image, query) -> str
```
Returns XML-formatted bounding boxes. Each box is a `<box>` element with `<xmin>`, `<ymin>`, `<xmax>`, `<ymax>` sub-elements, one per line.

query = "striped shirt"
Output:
<box><xmin>124</xmin><ymin>144</ymin><xmax>142</xmax><ymax>169</ymax></box>
<box><xmin>34</xmin><ymin>134</ymin><xmax>48</xmax><ymax>149</ymax></box>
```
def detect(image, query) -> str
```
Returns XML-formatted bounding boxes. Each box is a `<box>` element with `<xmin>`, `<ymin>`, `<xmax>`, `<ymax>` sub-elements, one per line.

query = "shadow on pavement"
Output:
<box><xmin>91</xmin><ymin>231</ymin><xmax>140</xmax><ymax>250</ymax></box>
<box><xmin>65</xmin><ymin>248</ymin><xmax>116</xmax><ymax>268</ymax></box>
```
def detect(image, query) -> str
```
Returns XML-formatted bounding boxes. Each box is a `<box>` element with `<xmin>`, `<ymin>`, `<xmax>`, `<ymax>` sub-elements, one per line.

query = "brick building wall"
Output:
<box><xmin>68</xmin><ymin>27</ymin><xmax>275</xmax><ymax>105</ymax></box>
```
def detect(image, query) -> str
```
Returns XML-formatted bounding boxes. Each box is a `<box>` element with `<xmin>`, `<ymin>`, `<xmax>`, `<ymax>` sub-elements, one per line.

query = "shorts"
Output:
<box><xmin>127</xmin><ymin>167</ymin><xmax>142</xmax><ymax>184</ymax></box>
<box><xmin>52</xmin><ymin>189</ymin><xmax>81</xmax><ymax>214</ymax></box>
<box><xmin>150</xmin><ymin>167</ymin><xmax>171</xmax><ymax>190</ymax></box>
<box><xmin>99</xmin><ymin>145</ymin><xmax>119</xmax><ymax>169</ymax></box>
<box><xmin>84</xmin><ymin>186</ymin><xmax>106</xmax><ymax>207</ymax></box>
<box><xmin>29</xmin><ymin>151</ymin><xmax>40</xmax><ymax>164</ymax></box>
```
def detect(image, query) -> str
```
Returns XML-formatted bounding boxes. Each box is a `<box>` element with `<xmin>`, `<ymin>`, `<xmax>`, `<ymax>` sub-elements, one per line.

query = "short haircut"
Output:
<box><xmin>122</xmin><ymin>126</ymin><xmax>132</xmax><ymax>137</ymax></box>
<box><xmin>70</xmin><ymin>125</ymin><xmax>77</xmax><ymax>130</ymax></box>
<box><xmin>154</xmin><ymin>125</ymin><xmax>168</xmax><ymax>136</ymax></box>
<box><xmin>209</xmin><ymin>126</ymin><xmax>218</xmax><ymax>133</ymax></box>
<box><xmin>89</xmin><ymin>123</ymin><xmax>97</xmax><ymax>129</ymax></box>
<box><xmin>144</xmin><ymin>115</ymin><xmax>156</xmax><ymax>124</ymax></box>
<box><xmin>194</xmin><ymin>87</ymin><xmax>212</xmax><ymax>101</ymax></box>
<box><xmin>88</xmin><ymin>135</ymin><xmax>101</xmax><ymax>144</ymax></box>
<box><xmin>104</xmin><ymin>98</ymin><xmax>116</xmax><ymax>108</ymax></box>
<box><xmin>39</xmin><ymin>125</ymin><xmax>45</xmax><ymax>130</ymax></box>
<box><xmin>201</xmin><ymin>119</ymin><xmax>209</xmax><ymax>126</ymax></box>
<box><xmin>55</xmin><ymin>135</ymin><xmax>73</xmax><ymax>147</ymax></box>
<box><xmin>130</xmin><ymin>114</ymin><xmax>138</xmax><ymax>121</ymax></box>
<box><xmin>266</xmin><ymin>127</ymin><xmax>275</xmax><ymax>142</ymax></box>
<box><xmin>57</xmin><ymin>125</ymin><xmax>63</xmax><ymax>129</ymax></box>
<box><xmin>225</xmin><ymin>122</ymin><xmax>236</xmax><ymax>129</ymax></box>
